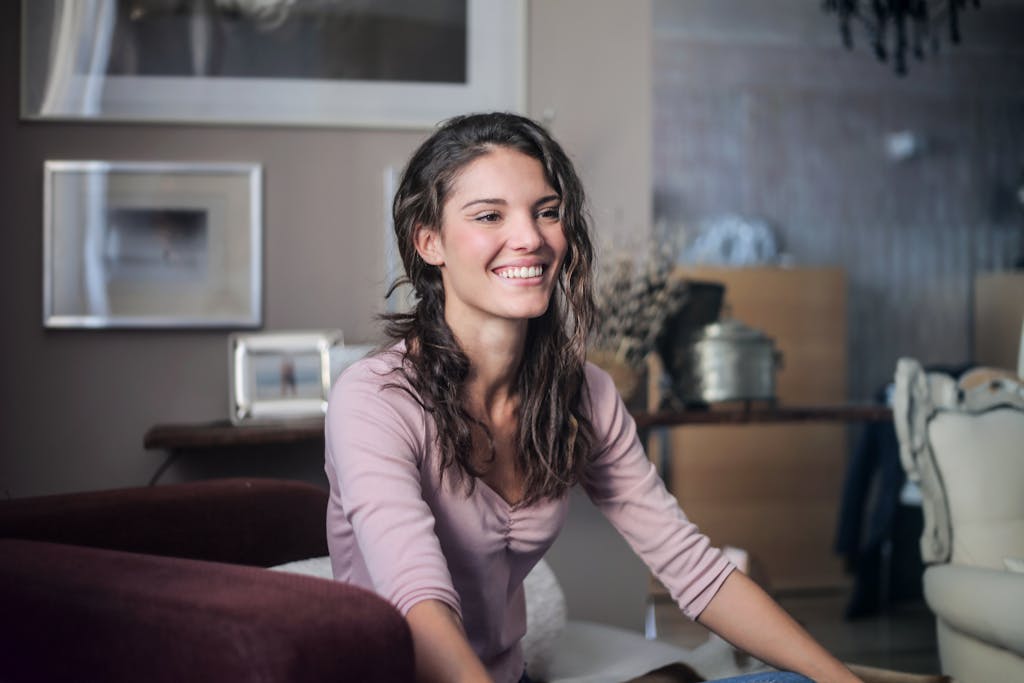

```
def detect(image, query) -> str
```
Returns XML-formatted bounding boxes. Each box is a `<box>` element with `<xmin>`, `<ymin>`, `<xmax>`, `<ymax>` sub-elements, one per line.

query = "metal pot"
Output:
<box><xmin>664</xmin><ymin>318</ymin><xmax>782</xmax><ymax>404</ymax></box>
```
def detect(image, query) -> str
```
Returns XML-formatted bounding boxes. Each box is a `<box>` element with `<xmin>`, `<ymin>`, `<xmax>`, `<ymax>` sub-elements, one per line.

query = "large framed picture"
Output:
<box><xmin>229</xmin><ymin>330</ymin><xmax>344</xmax><ymax>424</ymax></box>
<box><xmin>44</xmin><ymin>160</ymin><xmax>262</xmax><ymax>328</ymax></box>
<box><xmin>21</xmin><ymin>0</ymin><xmax>525</xmax><ymax>128</ymax></box>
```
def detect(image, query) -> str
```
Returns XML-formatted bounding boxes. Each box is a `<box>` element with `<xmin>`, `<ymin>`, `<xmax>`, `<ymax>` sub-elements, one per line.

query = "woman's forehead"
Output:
<box><xmin>446</xmin><ymin>148</ymin><xmax>556</xmax><ymax>204</ymax></box>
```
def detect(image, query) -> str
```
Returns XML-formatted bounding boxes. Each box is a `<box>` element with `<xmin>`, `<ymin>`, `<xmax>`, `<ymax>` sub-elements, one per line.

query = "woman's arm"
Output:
<box><xmin>327</xmin><ymin>361</ymin><xmax>482</xmax><ymax>680</ymax></box>
<box><xmin>406</xmin><ymin>599</ymin><xmax>493</xmax><ymax>683</ymax></box>
<box><xmin>697</xmin><ymin>570</ymin><xmax>861</xmax><ymax>683</ymax></box>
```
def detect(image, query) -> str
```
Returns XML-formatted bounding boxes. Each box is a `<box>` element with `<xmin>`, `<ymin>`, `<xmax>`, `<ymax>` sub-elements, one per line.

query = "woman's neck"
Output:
<box><xmin>448</xmin><ymin>316</ymin><xmax>527</xmax><ymax>419</ymax></box>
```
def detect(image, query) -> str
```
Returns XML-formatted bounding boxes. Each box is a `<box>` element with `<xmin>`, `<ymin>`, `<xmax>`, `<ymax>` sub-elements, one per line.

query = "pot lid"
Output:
<box><xmin>691</xmin><ymin>318</ymin><xmax>772</xmax><ymax>342</ymax></box>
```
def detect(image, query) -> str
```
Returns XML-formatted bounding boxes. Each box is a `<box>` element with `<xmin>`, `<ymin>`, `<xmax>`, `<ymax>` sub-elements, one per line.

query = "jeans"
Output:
<box><xmin>517</xmin><ymin>671</ymin><xmax>813</xmax><ymax>682</ymax></box>
<box><xmin>710</xmin><ymin>674</ymin><xmax>814</xmax><ymax>682</ymax></box>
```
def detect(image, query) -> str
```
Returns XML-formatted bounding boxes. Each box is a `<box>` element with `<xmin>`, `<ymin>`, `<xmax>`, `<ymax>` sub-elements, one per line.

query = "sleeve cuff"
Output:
<box><xmin>681</xmin><ymin>559</ymin><xmax>737</xmax><ymax>621</ymax></box>
<box><xmin>394</xmin><ymin>586</ymin><xmax>463</xmax><ymax>621</ymax></box>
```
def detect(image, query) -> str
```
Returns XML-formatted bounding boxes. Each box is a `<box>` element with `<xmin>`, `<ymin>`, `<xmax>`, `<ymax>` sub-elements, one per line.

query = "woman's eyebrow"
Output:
<box><xmin>460</xmin><ymin>198</ymin><xmax>507</xmax><ymax>210</ymax></box>
<box><xmin>460</xmin><ymin>194</ymin><xmax>560</xmax><ymax>211</ymax></box>
<box><xmin>533</xmin><ymin>194</ymin><xmax>561</xmax><ymax>208</ymax></box>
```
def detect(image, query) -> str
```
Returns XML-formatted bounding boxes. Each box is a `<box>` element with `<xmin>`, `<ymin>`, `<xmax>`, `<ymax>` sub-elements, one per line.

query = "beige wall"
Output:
<box><xmin>0</xmin><ymin>0</ymin><xmax>652</xmax><ymax>628</ymax></box>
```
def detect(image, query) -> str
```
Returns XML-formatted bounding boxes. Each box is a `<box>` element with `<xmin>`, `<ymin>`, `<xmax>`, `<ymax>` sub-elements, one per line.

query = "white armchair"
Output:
<box><xmin>893</xmin><ymin>358</ymin><xmax>1024</xmax><ymax>683</ymax></box>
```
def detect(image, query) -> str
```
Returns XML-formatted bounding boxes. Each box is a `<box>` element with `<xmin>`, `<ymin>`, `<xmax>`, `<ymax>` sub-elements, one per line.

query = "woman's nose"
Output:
<box><xmin>507</xmin><ymin>212</ymin><xmax>544</xmax><ymax>251</ymax></box>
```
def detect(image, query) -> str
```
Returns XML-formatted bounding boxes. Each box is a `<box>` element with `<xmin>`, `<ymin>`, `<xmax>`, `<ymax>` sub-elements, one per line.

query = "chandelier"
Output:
<box><xmin>823</xmin><ymin>0</ymin><xmax>980</xmax><ymax>75</ymax></box>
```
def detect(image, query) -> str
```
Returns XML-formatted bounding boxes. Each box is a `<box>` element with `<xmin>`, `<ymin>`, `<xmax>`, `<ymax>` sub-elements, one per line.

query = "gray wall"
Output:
<box><xmin>1</xmin><ymin>0</ymin><xmax>654</xmax><ymax>631</ymax></box>
<box><xmin>653</xmin><ymin>0</ymin><xmax>1024</xmax><ymax>401</ymax></box>
<box><xmin>0</xmin><ymin>0</ymin><xmax>651</xmax><ymax>498</ymax></box>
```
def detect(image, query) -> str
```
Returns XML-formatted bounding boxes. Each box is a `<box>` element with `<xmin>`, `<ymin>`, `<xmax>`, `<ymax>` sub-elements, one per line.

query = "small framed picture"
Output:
<box><xmin>229</xmin><ymin>330</ymin><xmax>342</xmax><ymax>425</ymax></box>
<box><xmin>44</xmin><ymin>160</ymin><xmax>262</xmax><ymax>328</ymax></box>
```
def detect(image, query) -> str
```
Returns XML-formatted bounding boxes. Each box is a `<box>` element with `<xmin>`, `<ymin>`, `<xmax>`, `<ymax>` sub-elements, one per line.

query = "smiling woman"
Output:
<box><xmin>413</xmin><ymin>147</ymin><xmax>568</xmax><ymax>328</ymax></box>
<box><xmin>323</xmin><ymin>113</ymin><xmax>862</xmax><ymax>683</ymax></box>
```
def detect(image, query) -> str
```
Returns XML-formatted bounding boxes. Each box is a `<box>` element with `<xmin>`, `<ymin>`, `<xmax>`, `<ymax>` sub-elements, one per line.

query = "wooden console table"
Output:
<box><xmin>144</xmin><ymin>419</ymin><xmax>326</xmax><ymax>450</ymax></box>
<box><xmin>144</xmin><ymin>404</ymin><xmax>891</xmax><ymax>451</ymax></box>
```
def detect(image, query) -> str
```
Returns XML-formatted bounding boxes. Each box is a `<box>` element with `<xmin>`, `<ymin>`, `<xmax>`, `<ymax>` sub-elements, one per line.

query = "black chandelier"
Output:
<box><xmin>823</xmin><ymin>0</ymin><xmax>980</xmax><ymax>75</ymax></box>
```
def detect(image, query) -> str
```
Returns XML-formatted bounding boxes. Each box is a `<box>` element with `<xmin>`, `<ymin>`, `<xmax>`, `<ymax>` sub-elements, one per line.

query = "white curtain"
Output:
<box><xmin>39</xmin><ymin>0</ymin><xmax>116</xmax><ymax>116</ymax></box>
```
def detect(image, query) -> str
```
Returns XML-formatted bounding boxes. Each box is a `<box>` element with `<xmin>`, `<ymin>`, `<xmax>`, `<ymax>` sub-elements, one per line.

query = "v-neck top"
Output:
<box><xmin>324</xmin><ymin>346</ymin><xmax>735</xmax><ymax>683</ymax></box>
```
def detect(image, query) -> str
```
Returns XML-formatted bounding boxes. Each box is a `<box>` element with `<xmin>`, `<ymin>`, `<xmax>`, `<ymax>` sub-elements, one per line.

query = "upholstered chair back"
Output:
<box><xmin>894</xmin><ymin>358</ymin><xmax>1024</xmax><ymax>569</ymax></box>
<box><xmin>927</xmin><ymin>407</ymin><xmax>1024</xmax><ymax>568</ymax></box>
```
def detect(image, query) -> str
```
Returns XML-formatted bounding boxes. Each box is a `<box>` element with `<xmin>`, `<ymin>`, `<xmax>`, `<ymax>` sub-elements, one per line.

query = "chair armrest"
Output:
<box><xmin>0</xmin><ymin>539</ymin><xmax>414</xmax><ymax>683</ymax></box>
<box><xmin>924</xmin><ymin>563</ymin><xmax>1024</xmax><ymax>656</ymax></box>
<box><xmin>0</xmin><ymin>478</ymin><xmax>328</xmax><ymax>566</ymax></box>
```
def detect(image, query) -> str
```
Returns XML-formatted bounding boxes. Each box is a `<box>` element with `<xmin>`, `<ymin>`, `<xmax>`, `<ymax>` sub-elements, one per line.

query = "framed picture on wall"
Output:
<box><xmin>21</xmin><ymin>0</ymin><xmax>525</xmax><ymax>128</ymax></box>
<box><xmin>229</xmin><ymin>330</ymin><xmax>343</xmax><ymax>425</ymax></box>
<box><xmin>44</xmin><ymin>160</ymin><xmax>262</xmax><ymax>328</ymax></box>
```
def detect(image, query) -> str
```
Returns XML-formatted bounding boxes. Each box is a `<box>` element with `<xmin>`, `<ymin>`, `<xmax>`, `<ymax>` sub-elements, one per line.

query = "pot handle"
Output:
<box><xmin>774</xmin><ymin>349</ymin><xmax>785</xmax><ymax>370</ymax></box>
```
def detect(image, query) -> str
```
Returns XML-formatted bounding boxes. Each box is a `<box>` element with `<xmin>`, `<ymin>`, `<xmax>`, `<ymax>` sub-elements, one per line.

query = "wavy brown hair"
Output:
<box><xmin>382</xmin><ymin>112</ymin><xmax>596</xmax><ymax>505</ymax></box>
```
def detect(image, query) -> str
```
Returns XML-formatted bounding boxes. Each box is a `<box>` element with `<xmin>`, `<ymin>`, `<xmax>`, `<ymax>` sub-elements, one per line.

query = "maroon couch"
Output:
<box><xmin>0</xmin><ymin>478</ymin><xmax>414</xmax><ymax>682</ymax></box>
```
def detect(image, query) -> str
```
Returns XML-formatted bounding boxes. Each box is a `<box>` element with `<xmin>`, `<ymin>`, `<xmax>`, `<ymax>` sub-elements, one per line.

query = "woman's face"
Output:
<box><xmin>415</xmin><ymin>146</ymin><xmax>568</xmax><ymax>331</ymax></box>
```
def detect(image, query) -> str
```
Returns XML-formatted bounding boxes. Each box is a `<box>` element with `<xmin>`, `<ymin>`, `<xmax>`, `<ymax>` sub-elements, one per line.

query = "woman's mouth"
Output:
<box><xmin>496</xmin><ymin>265</ymin><xmax>545</xmax><ymax>280</ymax></box>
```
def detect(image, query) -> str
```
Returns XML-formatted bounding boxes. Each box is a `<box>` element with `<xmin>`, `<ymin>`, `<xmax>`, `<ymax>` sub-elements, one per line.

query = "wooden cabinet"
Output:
<box><xmin>654</xmin><ymin>267</ymin><xmax>849</xmax><ymax>590</ymax></box>
<box><xmin>974</xmin><ymin>271</ymin><xmax>1024</xmax><ymax>373</ymax></box>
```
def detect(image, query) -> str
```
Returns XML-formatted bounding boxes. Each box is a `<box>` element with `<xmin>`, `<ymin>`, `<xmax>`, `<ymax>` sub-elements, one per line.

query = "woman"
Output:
<box><xmin>324</xmin><ymin>112</ymin><xmax>860</xmax><ymax>683</ymax></box>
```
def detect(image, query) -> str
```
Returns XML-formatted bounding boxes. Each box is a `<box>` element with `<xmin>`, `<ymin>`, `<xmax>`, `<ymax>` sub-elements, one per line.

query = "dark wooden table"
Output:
<box><xmin>144</xmin><ymin>404</ymin><xmax>892</xmax><ymax>451</ymax></box>
<box><xmin>632</xmin><ymin>404</ymin><xmax>892</xmax><ymax>430</ymax></box>
<box><xmin>144</xmin><ymin>418</ymin><xmax>326</xmax><ymax>450</ymax></box>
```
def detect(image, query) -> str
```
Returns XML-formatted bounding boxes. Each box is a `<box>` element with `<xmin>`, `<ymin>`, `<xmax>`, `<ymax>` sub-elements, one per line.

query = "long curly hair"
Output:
<box><xmin>382</xmin><ymin>112</ymin><xmax>596</xmax><ymax>505</ymax></box>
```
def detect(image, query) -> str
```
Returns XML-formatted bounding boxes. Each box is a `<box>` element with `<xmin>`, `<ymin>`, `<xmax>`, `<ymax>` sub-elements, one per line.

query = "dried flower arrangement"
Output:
<box><xmin>591</xmin><ymin>245</ymin><xmax>689</xmax><ymax>370</ymax></box>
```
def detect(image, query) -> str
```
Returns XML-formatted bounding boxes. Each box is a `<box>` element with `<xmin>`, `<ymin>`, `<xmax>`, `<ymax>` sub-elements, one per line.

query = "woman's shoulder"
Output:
<box><xmin>330</xmin><ymin>343</ymin><xmax>418</xmax><ymax>405</ymax></box>
<box><xmin>582</xmin><ymin>360</ymin><xmax>634</xmax><ymax>435</ymax></box>
<box><xmin>583</xmin><ymin>360</ymin><xmax>619</xmax><ymax>402</ymax></box>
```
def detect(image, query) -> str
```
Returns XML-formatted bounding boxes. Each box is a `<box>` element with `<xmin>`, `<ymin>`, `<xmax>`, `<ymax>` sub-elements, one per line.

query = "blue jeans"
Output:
<box><xmin>710</xmin><ymin>674</ymin><xmax>814</xmax><ymax>682</ymax></box>
<box><xmin>517</xmin><ymin>671</ymin><xmax>813</xmax><ymax>682</ymax></box>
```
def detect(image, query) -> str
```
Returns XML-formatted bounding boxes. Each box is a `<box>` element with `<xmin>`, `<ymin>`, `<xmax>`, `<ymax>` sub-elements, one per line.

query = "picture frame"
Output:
<box><xmin>43</xmin><ymin>160</ymin><xmax>262</xmax><ymax>329</ymax></box>
<box><xmin>21</xmin><ymin>0</ymin><xmax>525</xmax><ymax>129</ymax></box>
<box><xmin>229</xmin><ymin>330</ymin><xmax>343</xmax><ymax>425</ymax></box>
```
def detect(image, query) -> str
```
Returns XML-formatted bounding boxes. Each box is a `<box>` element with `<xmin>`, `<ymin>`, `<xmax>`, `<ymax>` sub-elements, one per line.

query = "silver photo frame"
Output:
<box><xmin>21</xmin><ymin>0</ymin><xmax>525</xmax><ymax>128</ymax></box>
<box><xmin>44</xmin><ymin>160</ymin><xmax>262</xmax><ymax>328</ymax></box>
<box><xmin>229</xmin><ymin>330</ymin><xmax>343</xmax><ymax>425</ymax></box>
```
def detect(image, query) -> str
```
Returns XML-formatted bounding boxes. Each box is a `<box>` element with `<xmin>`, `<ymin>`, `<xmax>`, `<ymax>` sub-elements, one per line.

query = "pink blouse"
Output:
<box><xmin>324</xmin><ymin>347</ymin><xmax>734</xmax><ymax>683</ymax></box>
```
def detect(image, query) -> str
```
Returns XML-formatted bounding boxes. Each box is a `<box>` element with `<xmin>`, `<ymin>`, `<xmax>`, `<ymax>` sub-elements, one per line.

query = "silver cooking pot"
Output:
<box><xmin>664</xmin><ymin>318</ymin><xmax>782</xmax><ymax>404</ymax></box>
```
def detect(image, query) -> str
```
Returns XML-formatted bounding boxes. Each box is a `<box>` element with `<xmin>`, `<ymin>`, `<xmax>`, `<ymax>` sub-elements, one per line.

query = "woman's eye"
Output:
<box><xmin>537</xmin><ymin>207</ymin><xmax>561</xmax><ymax>220</ymax></box>
<box><xmin>474</xmin><ymin>212</ymin><xmax>501</xmax><ymax>223</ymax></box>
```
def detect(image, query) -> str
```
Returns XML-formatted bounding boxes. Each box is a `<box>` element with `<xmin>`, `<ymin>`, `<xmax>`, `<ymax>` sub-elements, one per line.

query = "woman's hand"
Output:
<box><xmin>697</xmin><ymin>571</ymin><xmax>863</xmax><ymax>683</ymax></box>
<box><xmin>406</xmin><ymin>599</ymin><xmax>494</xmax><ymax>683</ymax></box>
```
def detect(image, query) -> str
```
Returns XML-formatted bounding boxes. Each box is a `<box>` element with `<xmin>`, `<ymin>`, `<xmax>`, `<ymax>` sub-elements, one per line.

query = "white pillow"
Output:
<box><xmin>269</xmin><ymin>555</ymin><xmax>569</xmax><ymax>680</ymax></box>
<box><xmin>523</xmin><ymin>559</ymin><xmax>569</xmax><ymax>681</ymax></box>
<box><xmin>269</xmin><ymin>555</ymin><xmax>334</xmax><ymax>580</ymax></box>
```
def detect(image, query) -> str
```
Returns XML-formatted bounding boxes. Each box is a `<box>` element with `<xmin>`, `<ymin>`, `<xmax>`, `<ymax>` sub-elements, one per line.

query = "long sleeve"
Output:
<box><xmin>324</xmin><ymin>357</ymin><xmax>462</xmax><ymax>618</ymax></box>
<box><xmin>581</xmin><ymin>362</ymin><xmax>735</xmax><ymax>619</ymax></box>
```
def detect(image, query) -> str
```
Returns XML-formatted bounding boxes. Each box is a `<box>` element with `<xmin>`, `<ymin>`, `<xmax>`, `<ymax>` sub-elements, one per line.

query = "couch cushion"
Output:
<box><xmin>0</xmin><ymin>478</ymin><xmax>330</xmax><ymax>567</ymax></box>
<box><xmin>924</xmin><ymin>564</ymin><xmax>1024</xmax><ymax>655</ymax></box>
<box><xmin>0</xmin><ymin>538</ymin><xmax>413</xmax><ymax>683</ymax></box>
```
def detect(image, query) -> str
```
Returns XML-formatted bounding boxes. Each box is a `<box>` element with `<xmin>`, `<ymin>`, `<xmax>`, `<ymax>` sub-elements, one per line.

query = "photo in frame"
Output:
<box><xmin>229</xmin><ymin>330</ymin><xmax>343</xmax><ymax>425</ymax></box>
<box><xmin>44</xmin><ymin>160</ymin><xmax>262</xmax><ymax>328</ymax></box>
<box><xmin>21</xmin><ymin>0</ymin><xmax>525</xmax><ymax>128</ymax></box>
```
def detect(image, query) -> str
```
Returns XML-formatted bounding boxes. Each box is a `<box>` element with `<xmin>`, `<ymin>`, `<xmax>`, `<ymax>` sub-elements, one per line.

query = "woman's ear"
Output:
<box><xmin>414</xmin><ymin>224</ymin><xmax>445</xmax><ymax>266</ymax></box>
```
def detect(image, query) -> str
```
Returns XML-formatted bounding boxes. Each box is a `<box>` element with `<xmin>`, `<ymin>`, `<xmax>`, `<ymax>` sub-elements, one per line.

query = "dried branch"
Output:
<box><xmin>591</xmin><ymin>244</ymin><xmax>687</xmax><ymax>369</ymax></box>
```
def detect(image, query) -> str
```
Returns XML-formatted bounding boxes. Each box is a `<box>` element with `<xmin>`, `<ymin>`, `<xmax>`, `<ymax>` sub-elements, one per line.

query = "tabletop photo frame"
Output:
<box><xmin>44</xmin><ymin>160</ymin><xmax>262</xmax><ymax>328</ymax></box>
<box><xmin>21</xmin><ymin>0</ymin><xmax>525</xmax><ymax>128</ymax></box>
<box><xmin>229</xmin><ymin>330</ymin><xmax>344</xmax><ymax>425</ymax></box>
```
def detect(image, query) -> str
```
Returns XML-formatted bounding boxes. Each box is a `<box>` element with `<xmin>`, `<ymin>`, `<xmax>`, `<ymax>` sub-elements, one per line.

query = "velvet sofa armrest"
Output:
<box><xmin>0</xmin><ymin>478</ymin><xmax>328</xmax><ymax>566</ymax></box>
<box><xmin>0</xmin><ymin>539</ymin><xmax>414</xmax><ymax>683</ymax></box>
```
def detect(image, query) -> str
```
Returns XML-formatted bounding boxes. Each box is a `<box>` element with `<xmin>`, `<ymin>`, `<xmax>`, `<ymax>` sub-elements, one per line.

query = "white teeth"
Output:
<box><xmin>500</xmin><ymin>266</ymin><xmax>543</xmax><ymax>279</ymax></box>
